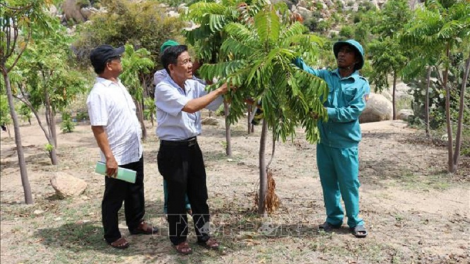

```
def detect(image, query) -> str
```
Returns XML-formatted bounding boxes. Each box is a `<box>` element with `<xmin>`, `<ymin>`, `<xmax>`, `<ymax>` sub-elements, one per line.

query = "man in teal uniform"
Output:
<box><xmin>293</xmin><ymin>39</ymin><xmax>370</xmax><ymax>238</ymax></box>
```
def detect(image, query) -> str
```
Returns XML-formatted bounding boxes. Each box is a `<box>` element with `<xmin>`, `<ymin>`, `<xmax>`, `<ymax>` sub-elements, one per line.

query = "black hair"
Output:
<box><xmin>92</xmin><ymin>63</ymin><xmax>105</xmax><ymax>74</ymax></box>
<box><xmin>160</xmin><ymin>45</ymin><xmax>188</xmax><ymax>75</ymax></box>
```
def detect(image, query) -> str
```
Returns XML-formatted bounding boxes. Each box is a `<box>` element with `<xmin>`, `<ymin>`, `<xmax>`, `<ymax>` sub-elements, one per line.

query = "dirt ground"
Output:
<box><xmin>1</xmin><ymin>113</ymin><xmax>469</xmax><ymax>264</ymax></box>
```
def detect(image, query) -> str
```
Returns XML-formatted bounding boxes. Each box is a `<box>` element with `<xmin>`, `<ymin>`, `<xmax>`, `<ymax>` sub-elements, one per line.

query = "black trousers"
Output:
<box><xmin>157</xmin><ymin>138</ymin><xmax>211</xmax><ymax>245</ymax></box>
<box><xmin>102</xmin><ymin>156</ymin><xmax>145</xmax><ymax>243</ymax></box>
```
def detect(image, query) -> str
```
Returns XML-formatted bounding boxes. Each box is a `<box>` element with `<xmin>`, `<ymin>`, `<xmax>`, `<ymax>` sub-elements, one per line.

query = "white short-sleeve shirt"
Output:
<box><xmin>87</xmin><ymin>77</ymin><xmax>143</xmax><ymax>165</ymax></box>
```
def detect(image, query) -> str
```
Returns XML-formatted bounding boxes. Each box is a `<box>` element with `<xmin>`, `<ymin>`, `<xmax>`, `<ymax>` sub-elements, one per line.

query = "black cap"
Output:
<box><xmin>90</xmin><ymin>45</ymin><xmax>125</xmax><ymax>69</ymax></box>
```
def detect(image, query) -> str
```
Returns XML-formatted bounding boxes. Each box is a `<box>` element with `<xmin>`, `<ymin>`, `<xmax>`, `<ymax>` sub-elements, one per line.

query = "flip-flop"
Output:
<box><xmin>319</xmin><ymin>222</ymin><xmax>342</xmax><ymax>232</ymax></box>
<box><xmin>350</xmin><ymin>225</ymin><xmax>368</xmax><ymax>238</ymax></box>
<box><xmin>109</xmin><ymin>237</ymin><xmax>129</xmax><ymax>249</ymax></box>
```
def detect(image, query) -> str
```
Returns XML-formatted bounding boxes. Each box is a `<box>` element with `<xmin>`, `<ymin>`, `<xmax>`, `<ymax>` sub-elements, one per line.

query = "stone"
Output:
<box><xmin>50</xmin><ymin>173</ymin><xmax>87</xmax><ymax>199</ymax></box>
<box><xmin>397</xmin><ymin>109</ymin><xmax>414</xmax><ymax>121</ymax></box>
<box><xmin>201</xmin><ymin>117</ymin><xmax>219</xmax><ymax>126</ymax></box>
<box><xmin>360</xmin><ymin>93</ymin><xmax>393</xmax><ymax>123</ymax></box>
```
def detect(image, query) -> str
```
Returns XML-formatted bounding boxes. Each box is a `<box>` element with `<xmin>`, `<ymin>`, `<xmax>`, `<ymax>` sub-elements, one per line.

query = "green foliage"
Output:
<box><xmin>367</xmin><ymin>0</ymin><xmax>412</xmax><ymax>92</ymax></box>
<box><xmin>143</xmin><ymin>97</ymin><xmax>155</xmax><ymax>121</ymax></box>
<box><xmin>197</xmin><ymin>3</ymin><xmax>328</xmax><ymax>143</ymax></box>
<box><xmin>16</xmin><ymin>103</ymin><xmax>32</xmax><ymax>124</ymax></box>
<box><xmin>45</xmin><ymin>143</ymin><xmax>54</xmax><ymax>152</ymax></box>
<box><xmin>14</xmin><ymin>16</ymin><xmax>88</xmax><ymax>114</ymax></box>
<box><xmin>158</xmin><ymin>0</ymin><xmax>196</xmax><ymax>7</ymax></box>
<box><xmin>119</xmin><ymin>44</ymin><xmax>154</xmax><ymax>102</ymax></box>
<box><xmin>339</xmin><ymin>25</ymin><xmax>354</xmax><ymax>39</ymax></box>
<box><xmin>76</xmin><ymin>110</ymin><xmax>89</xmax><ymax>122</ymax></box>
<box><xmin>60</xmin><ymin>112</ymin><xmax>75</xmax><ymax>133</ymax></box>
<box><xmin>73</xmin><ymin>0</ymin><xmax>184</xmax><ymax>69</ymax></box>
<box><xmin>0</xmin><ymin>95</ymin><xmax>12</xmax><ymax>126</ymax></box>
<box><xmin>183</xmin><ymin>0</ymin><xmax>270</xmax><ymax>64</ymax></box>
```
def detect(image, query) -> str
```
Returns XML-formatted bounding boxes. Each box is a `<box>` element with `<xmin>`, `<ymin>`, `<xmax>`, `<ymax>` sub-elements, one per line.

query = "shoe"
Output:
<box><xmin>197</xmin><ymin>237</ymin><xmax>219</xmax><ymax>250</ymax></box>
<box><xmin>130</xmin><ymin>221</ymin><xmax>158</xmax><ymax>235</ymax></box>
<box><xmin>173</xmin><ymin>241</ymin><xmax>192</xmax><ymax>255</ymax></box>
<box><xmin>319</xmin><ymin>222</ymin><xmax>341</xmax><ymax>232</ymax></box>
<box><xmin>108</xmin><ymin>237</ymin><xmax>129</xmax><ymax>249</ymax></box>
<box><xmin>350</xmin><ymin>225</ymin><xmax>368</xmax><ymax>238</ymax></box>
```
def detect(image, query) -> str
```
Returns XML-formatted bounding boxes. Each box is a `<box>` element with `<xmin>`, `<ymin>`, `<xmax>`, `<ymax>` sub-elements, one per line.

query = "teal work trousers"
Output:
<box><xmin>317</xmin><ymin>143</ymin><xmax>364</xmax><ymax>228</ymax></box>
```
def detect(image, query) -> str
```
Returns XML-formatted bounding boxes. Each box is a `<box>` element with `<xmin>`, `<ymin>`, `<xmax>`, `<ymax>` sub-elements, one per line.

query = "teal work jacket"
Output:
<box><xmin>294</xmin><ymin>58</ymin><xmax>370</xmax><ymax>148</ymax></box>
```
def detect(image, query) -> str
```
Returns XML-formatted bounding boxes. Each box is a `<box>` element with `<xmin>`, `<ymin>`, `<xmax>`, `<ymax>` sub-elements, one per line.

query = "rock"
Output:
<box><xmin>50</xmin><ymin>173</ymin><xmax>87</xmax><ymax>199</ymax></box>
<box><xmin>360</xmin><ymin>93</ymin><xmax>393</xmax><ymax>123</ymax></box>
<box><xmin>297</xmin><ymin>7</ymin><xmax>313</xmax><ymax>21</ymax></box>
<box><xmin>167</xmin><ymin>10</ymin><xmax>180</xmax><ymax>18</ymax></box>
<box><xmin>34</xmin><ymin>210</ymin><xmax>44</xmax><ymax>215</ymax></box>
<box><xmin>201</xmin><ymin>117</ymin><xmax>219</xmax><ymax>126</ymax></box>
<box><xmin>62</xmin><ymin>0</ymin><xmax>89</xmax><ymax>22</ymax></box>
<box><xmin>397</xmin><ymin>109</ymin><xmax>413</xmax><ymax>121</ymax></box>
<box><xmin>61</xmin><ymin>0</ymin><xmax>98</xmax><ymax>23</ymax></box>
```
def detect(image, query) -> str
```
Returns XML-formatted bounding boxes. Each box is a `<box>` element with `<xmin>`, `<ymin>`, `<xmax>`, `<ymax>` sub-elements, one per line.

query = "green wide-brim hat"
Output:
<box><xmin>333</xmin><ymin>39</ymin><xmax>365</xmax><ymax>70</ymax></box>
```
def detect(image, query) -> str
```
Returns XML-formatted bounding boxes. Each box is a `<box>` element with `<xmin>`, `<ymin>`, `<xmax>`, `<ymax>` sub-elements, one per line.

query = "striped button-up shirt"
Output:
<box><xmin>154</xmin><ymin>76</ymin><xmax>223</xmax><ymax>141</ymax></box>
<box><xmin>87</xmin><ymin>77</ymin><xmax>143</xmax><ymax>165</ymax></box>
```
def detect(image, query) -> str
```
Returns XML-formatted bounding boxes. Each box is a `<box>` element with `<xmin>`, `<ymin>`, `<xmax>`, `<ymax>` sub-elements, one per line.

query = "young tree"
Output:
<box><xmin>401</xmin><ymin>0</ymin><xmax>470</xmax><ymax>172</ymax></box>
<box><xmin>11</xmin><ymin>18</ymin><xmax>87</xmax><ymax>165</ymax></box>
<box><xmin>0</xmin><ymin>0</ymin><xmax>54</xmax><ymax>204</ymax></box>
<box><xmin>368</xmin><ymin>0</ymin><xmax>412</xmax><ymax>120</ymax></box>
<box><xmin>199</xmin><ymin>3</ymin><xmax>327</xmax><ymax>215</ymax></box>
<box><xmin>183</xmin><ymin>0</ymin><xmax>270</xmax><ymax>156</ymax></box>
<box><xmin>119</xmin><ymin>44</ymin><xmax>154</xmax><ymax>140</ymax></box>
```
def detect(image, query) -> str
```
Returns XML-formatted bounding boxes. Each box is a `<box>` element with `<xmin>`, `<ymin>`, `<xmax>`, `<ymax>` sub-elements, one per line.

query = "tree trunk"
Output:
<box><xmin>224</xmin><ymin>101</ymin><xmax>232</xmax><ymax>156</ymax></box>
<box><xmin>247</xmin><ymin>104</ymin><xmax>252</xmax><ymax>134</ymax></box>
<box><xmin>50</xmin><ymin>109</ymin><xmax>58</xmax><ymax>148</ymax></box>
<box><xmin>443</xmin><ymin>44</ymin><xmax>454</xmax><ymax>173</ymax></box>
<box><xmin>43</xmin><ymin>96</ymin><xmax>58</xmax><ymax>165</ymax></box>
<box><xmin>15</xmin><ymin>96</ymin><xmax>58</xmax><ymax>165</ymax></box>
<box><xmin>258</xmin><ymin>119</ymin><xmax>268</xmax><ymax>216</ymax></box>
<box><xmin>425</xmin><ymin>66</ymin><xmax>432</xmax><ymax>138</ymax></box>
<box><xmin>1</xmin><ymin>68</ymin><xmax>33</xmax><ymax>204</ymax></box>
<box><xmin>453</xmin><ymin>56</ymin><xmax>470</xmax><ymax>170</ymax></box>
<box><xmin>6</xmin><ymin>125</ymin><xmax>11</xmax><ymax>138</ymax></box>
<box><xmin>392</xmin><ymin>71</ymin><xmax>397</xmax><ymax>120</ymax></box>
<box><xmin>136</xmin><ymin>101</ymin><xmax>147</xmax><ymax>140</ymax></box>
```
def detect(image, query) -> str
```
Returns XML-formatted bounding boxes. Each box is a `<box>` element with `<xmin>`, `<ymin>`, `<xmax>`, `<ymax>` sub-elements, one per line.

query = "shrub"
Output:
<box><xmin>61</xmin><ymin>112</ymin><xmax>75</xmax><ymax>133</ymax></box>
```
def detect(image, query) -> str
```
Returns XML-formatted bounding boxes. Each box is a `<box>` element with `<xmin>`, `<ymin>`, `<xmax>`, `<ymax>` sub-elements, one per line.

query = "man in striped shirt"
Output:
<box><xmin>87</xmin><ymin>44</ymin><xmax>158</xmax><ymax>249</ymax></box>
<box><xmin>155</xmin><ymin>45</ymin><xmax>228</xmax><ymax>255</ymax></box>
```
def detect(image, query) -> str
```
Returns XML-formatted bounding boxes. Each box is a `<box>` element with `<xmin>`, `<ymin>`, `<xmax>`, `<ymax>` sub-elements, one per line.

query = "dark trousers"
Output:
<box><xmin>157</xmin><ymin>138</ymin><xmax>211</xmax><ymax>245</ymax></box>
<box><xmin>102</xmin><ymin>156</ymin><xmax>145</xmax><ymax>243</ymax></box>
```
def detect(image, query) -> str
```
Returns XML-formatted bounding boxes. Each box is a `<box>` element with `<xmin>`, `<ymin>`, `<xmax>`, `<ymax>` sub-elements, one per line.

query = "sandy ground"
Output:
<box><xmin>1</xmin><ymin>113</ymin><xmax>469</xmax><ymax>263</ymax></box>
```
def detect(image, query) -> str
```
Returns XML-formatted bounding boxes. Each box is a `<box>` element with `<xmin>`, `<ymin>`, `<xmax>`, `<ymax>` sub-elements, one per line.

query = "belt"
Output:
<box><xmin>160</xmin><ymin>137</ymin><xmax>197</xmax><ymax>147</ymax></box>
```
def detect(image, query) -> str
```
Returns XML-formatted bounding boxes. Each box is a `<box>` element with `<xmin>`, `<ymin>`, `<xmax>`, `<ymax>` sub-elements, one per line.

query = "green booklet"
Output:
<box><xmin>95</xmin><ymin>161</ymin><xmax>136</xmax><ymax>184</ymax></box>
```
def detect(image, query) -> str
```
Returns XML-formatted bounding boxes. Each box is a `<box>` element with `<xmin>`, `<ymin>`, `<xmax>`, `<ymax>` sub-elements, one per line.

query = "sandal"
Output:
<box><xmin>197</xmin><ymin>237</ymin><xmax>219</xmax><ymax>250</ymax></box>
<box><xmin>130</xmin><ymin>221</ymin><xmax>159</xmax><ymax>235</ymax></box>
<box><xmin>173</xmin><ymin>241</ymin><xmax>192</xmax><ymax>255</ymax></box>
<box><xmin>109</xmin><ymin>237</ymin><xmax>129</xmax><ymax>249</ymax></box>
<box><xmin>350</xmin><ymin>225</ymin><xmax>368</xmax><ymax>238</ymax></box>
<box><xmin>319</xmin><ymin>222</ymin><xmax>341</xmax><ymax>232</ymax></box>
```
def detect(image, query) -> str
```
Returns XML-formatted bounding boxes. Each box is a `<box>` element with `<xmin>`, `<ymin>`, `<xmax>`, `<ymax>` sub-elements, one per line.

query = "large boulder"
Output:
<box><xmin>360</xmin><ymin>93</ymin><xmax>393</xmax><ymax>123</ymax></box>
<box><xmin>62</xmin><ymin>0</ymin><xmax>98</xmax><ymax>23</ymax></box>
<box><xmin>50</xmin><ymin>173</ymin><xmax>87</xmax><ymax>199</ymax></box>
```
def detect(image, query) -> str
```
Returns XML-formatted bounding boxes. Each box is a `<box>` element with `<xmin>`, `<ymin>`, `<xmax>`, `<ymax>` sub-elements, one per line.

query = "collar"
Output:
<box><xmin>332</xmin><ymin>69</ymin><xmax>360</xmax><ymax>81</ymax></box>
<box><xmin>164</xmin><ymin>75</ymin><xmax>193</xmax><ymax>94</ymax></box>
<box><xmin>96</xmin><ymin>77</ymin><xmax>122</xmax><ymax>87</ymax></box>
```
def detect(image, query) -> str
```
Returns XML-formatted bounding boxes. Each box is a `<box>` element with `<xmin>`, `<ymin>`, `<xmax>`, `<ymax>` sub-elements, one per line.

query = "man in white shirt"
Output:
<box><xmin>155</xmin><ymin>45</ymin><xmax>228</xmax><ymax>255</ymax></box>
<box><xmin>87</xmin><ymin>44</ymin><xmax>158</xmax><ymax>249</ymax></box>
